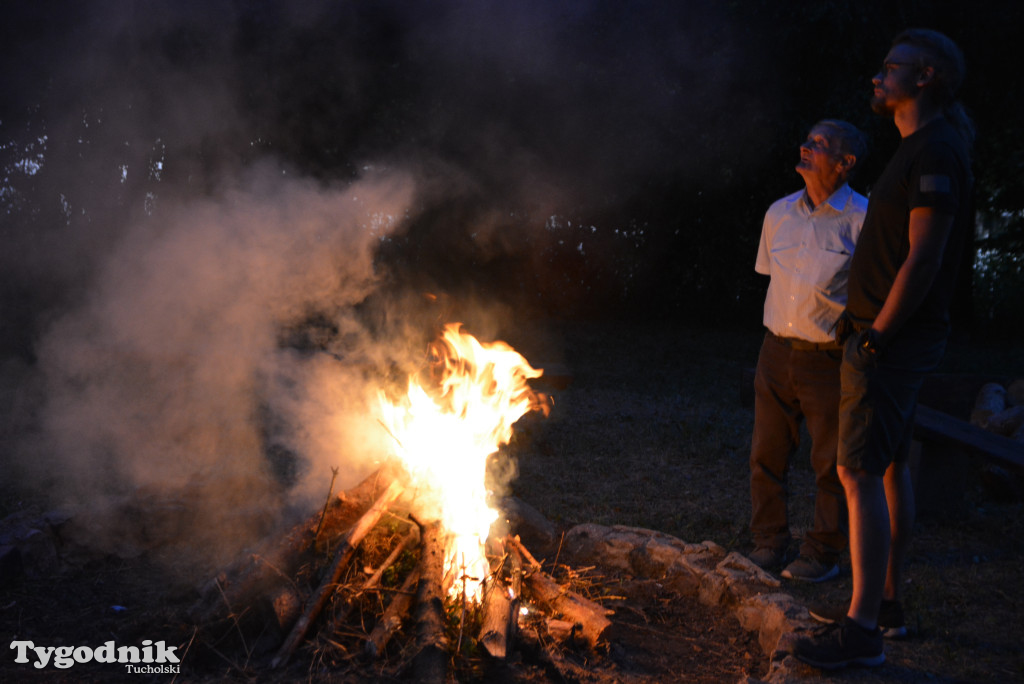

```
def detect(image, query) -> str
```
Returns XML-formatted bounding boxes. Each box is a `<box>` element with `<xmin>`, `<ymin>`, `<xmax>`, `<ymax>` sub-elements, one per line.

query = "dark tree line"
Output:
<box><xmin>1</xmin><ymin>0</ymin><xmax>1021</xmax><ymax>360</ymax></box>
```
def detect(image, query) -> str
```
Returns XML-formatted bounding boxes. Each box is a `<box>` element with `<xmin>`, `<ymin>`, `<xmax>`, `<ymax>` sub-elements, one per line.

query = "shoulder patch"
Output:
<box><xmin>920</xmin><ymin>174</ymin><xmax>951</xmax><ymax>193</ymax></box>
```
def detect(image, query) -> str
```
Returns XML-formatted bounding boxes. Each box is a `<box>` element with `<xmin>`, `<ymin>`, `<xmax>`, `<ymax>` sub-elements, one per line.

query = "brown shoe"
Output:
<box><xmin>748</xmin><ymin>546</ymin><xmax>786</xmax><ymax>569</ymax></box>
<box><xmin>781</xmin><ymin>555</ymin><xmax>839</xmax><ymax>582</ymax></box>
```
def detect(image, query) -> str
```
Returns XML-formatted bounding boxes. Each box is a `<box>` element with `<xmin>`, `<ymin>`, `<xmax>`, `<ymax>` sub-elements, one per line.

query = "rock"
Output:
<box><xmin>562</xmin><ymin>522</ymin><xmax>823</xmax><ymax>671</ymax></box>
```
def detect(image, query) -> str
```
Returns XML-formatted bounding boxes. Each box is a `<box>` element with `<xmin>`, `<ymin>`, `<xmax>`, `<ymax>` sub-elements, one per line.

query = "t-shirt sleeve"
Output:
<box><xmin>909</xmin><ymin>142</ymin><xmax>963</xmax><ymax>216</ymax></box>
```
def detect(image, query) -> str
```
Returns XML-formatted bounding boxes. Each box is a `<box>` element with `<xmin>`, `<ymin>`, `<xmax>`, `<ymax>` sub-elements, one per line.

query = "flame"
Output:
<box><xmin>378</xmin><ymin>322</ymin><xmax>547</xmax><ymax>600</ymax></box>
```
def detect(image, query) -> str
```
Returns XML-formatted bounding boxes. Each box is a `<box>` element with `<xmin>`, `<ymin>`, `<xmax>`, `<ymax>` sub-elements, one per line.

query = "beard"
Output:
<box><xmin>870</xmin><ymin>93</ymin><xmax>894</xmax><ymax>116</ymax></box>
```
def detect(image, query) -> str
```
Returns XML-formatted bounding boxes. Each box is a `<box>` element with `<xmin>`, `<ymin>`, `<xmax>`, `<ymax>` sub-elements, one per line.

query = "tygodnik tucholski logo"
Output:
<box><xmin>10</xmin><ymin>639</ymin><xmax>181</xmax><ymax>673</ymax></box>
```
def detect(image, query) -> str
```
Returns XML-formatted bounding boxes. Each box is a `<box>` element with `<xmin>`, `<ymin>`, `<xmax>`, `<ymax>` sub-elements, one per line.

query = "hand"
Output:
<box><xmin>857</xmin><ymin>328</ymin><xmax>882</xmax><ymax>357</ymax></box>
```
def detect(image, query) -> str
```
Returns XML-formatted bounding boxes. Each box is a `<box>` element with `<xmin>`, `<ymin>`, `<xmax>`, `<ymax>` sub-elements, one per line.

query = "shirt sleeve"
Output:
<box><xmin>847</xmin><ymin>193</ymin><xmax>868</xmax><ymax>247</ymax></box>
<box><xmin>909</xmin><ymin>142</ymin><xmax>963</xmax><ymax>216</ymax></box>
<box><xmin>755</xmin><ymin>211</ymin><xmax>771</xmax><ymax>275</ymax></box>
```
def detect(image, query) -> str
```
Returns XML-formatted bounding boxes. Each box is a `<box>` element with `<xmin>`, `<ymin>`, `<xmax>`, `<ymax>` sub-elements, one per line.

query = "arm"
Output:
<box><xmin>871</xmin><ymin>207</ymin><xmax>954</xmax><ymax>345</ymax></box>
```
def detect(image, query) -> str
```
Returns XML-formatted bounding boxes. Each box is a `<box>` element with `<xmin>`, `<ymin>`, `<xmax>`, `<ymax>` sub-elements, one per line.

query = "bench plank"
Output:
<box><xmin>915</xmin><ymin>404</ymin><xmax>1024</xmax><ymax>468</ymax></box>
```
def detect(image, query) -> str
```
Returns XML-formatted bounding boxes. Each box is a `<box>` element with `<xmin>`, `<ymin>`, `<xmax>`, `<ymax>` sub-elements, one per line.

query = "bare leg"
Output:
<box><xmin>883</xmin><ymin>460</ymin><xmax>914</xmax><ymax>601</ymax></box>
<box><xmin>839</xmin><ymin>464</ymin><xmax>888</xmax><ymax>629</ymax></box>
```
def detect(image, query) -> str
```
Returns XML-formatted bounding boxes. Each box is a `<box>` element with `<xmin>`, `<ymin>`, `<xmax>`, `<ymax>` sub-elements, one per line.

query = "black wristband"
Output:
<box><xmin>860</xmin><ymin>329</ymin><xmax>881</xmax><ymax>355</ymax></box>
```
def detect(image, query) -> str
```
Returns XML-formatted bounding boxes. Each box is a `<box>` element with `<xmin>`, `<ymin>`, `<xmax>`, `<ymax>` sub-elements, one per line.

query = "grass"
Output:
<box><xmin>505</xmin><ymin>318</ymin><xmax>1024</xmax><ymax>683</ymax></box>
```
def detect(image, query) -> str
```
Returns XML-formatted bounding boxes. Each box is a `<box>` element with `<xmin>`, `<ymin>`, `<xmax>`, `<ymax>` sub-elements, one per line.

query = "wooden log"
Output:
<box><xmin>364</xmin><ymin>568</ymin><xmax>421</xmax><ymax>659</ymax></box>
<box><xmin>189</xmin><ymin>465</ymin><xmax>398</xmax><ymax>625</ymax></box>
<box><xmin>412</xmin><ymin>519</ymin><xmax>450</xmax><ymax>684</ymax></box>
<box><xmin>987</xmin><ymin>405</ymin><xmax>1024</xmax><ymax>437</ymax></box>
<box><xmin>271</xmin><ymin>477</ymin><xmax>405</xmax><ymax>669</ymax></box>
<box><xmin>265</xmin><ymin>585</ymin><xmax>303</xmax><ymax>632</ymax></box>
<box><xmin>479</xmin><ymin>578</ymin><xmax>515</xmax><ymax>659</ymax></box>
<box><xmin>338</xmin><ymin>463</ymin><xmax>403</xmax><ymax>506</ymax></box>
<box><xmin>326</xmin><ymin>528</ymin><xmax>418</xmax><ymax>638</ymax></box>
<box><xmin>1009</xmin><ymin>378</ymin><xmax>1024</xmax><ymax>407</ymax></box>
<box><xmin>507</xmin><ymin>536</ymin><xmax>612</xmax><ymax>648</ymax></box>
<box><xmin>971</xmin><ymin>382</ymin><xmax>1007</xmax><ymax>428</ymax></box>
<box><xmin>915</xmin><ymin>404</ymin><xmax>1024</xmax><ymax>468</ymax></box>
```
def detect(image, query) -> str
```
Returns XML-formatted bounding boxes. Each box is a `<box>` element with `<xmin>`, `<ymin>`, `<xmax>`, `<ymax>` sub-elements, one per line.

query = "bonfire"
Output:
<box><xmin>189</xmin><ymin>322</ymin><xmax>611</xmax><ymax>682</ymax></box>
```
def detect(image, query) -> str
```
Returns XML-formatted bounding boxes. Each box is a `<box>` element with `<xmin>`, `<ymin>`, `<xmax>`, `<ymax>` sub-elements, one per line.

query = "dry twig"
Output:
<box><xmin>272</xmin><ymin>477</ymin><xmax>405</xmax><ymax>668</ymax></box>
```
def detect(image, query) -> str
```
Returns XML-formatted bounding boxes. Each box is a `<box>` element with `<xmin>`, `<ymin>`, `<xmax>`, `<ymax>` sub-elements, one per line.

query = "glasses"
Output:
<box><xmin>801</xmin><ymin>137</ymin><xmax>832</xmax><ymax>152</ymax></box>
<box><xmin>880</xmin><ymin>61</ymin><xmax>916</xmax><ymax>76</ymax></box>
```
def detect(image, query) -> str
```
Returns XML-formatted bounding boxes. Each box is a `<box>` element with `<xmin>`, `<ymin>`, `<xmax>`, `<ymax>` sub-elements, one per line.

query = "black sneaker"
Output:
<box><xmin>794</xmin><ymin>617</ymin><xmax>885</xmax><ymax>670</ymax></box>
<box><xmin>878</xmin><ymin>600</ymin><xmax>907</xmax><ymax>639</ymax></box>
<box><xmin>809</xmin><ymin>600</ymin><xmax>907</xmax><ymax>639</ymax></box>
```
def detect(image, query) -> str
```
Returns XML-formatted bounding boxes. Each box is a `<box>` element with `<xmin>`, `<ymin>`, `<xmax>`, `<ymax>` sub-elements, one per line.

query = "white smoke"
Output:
<box><xmin>15</xmin><ymin>162</ymin><xmax>419</xmax><ymax>564</ymax></box>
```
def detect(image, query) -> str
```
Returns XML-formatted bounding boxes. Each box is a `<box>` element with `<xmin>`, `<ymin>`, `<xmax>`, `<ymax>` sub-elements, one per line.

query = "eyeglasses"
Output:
<box><xmin>880</xmin><ymin>61</ymin><xmax>916</xmax><ymax>76</ymax></box>
<box><xmin>801</xmin><ymin>137</ymin><xmax>832</xmax><ymax>152</ymax></box>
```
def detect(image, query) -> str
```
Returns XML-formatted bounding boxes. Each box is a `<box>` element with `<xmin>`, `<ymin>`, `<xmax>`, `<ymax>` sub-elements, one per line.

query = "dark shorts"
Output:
<box><xmin>837</xmin><ymin>333</ymin><xmax>946</xmax><ymax>477</ymax></box>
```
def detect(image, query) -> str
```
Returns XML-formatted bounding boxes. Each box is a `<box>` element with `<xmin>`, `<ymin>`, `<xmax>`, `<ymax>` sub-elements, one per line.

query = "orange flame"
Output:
<box><xmin>378</xmin><ymin>323</ymin><xmax>547</xmax><ymax>600</ymax></box>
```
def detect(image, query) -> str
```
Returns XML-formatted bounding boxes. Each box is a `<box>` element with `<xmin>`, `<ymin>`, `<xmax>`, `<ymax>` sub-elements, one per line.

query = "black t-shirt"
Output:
<box><xmin>846</xmin><ymin>117</ymin><xmax>973</xmax><ymax>338</ymax></box>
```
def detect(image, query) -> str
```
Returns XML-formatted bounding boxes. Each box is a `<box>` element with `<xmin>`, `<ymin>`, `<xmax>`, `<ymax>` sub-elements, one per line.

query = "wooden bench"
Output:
<box><xmin>914</xmin><ymin>404</ymin><xmax>1024</xmax><ymax>469</ymax></box>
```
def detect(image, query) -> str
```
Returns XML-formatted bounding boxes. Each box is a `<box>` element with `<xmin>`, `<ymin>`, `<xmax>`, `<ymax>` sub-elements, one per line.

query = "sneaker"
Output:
<box><xmin>878</xmin><ymin>600</ymin><xmax>907</xmax><ymax>639</ymax></box>
<box><xmin>748</xmin><ymin>546</ymin><xmax>786</xmax><ymax>569</ymax></box>
<box><xmin>809</xmin><ymin>600</ymin><xmax>907</xmax><ymax>639</ymax></box>
<box><xmin>781</xmin><ymin>555</ymin><xmax>839</xmax><ymax>582</ymax></box>
<box><xmin>794</xmin><ymin>617</ymin><xmax>885</xmax><ymax>670</ymax></box>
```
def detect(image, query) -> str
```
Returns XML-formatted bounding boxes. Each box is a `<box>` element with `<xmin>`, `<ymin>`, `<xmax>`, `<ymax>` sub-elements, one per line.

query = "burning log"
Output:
<box><xmin>508</xmin><ymin>536</ymin><xmax>613</xmax><ymax>648</ymax></box>
<box><xmin>411</xmin><ymin>519</ymin><xmax>453</xmax><ymax>684</ymax></box>
<box><xmin>477</xmin><ymin>537</ymin><xmax>521</xmax><ymax>659</ymax></box>
<box><xmin>272</xmin><ymin>476</ymin><xmax>405</xmax><ymax>668</ymax></box>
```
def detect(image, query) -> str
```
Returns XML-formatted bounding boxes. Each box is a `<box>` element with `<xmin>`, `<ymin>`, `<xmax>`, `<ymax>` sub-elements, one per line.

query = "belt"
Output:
<box><xmin>767</xmin><ymin>331</ymin><xmax>842</xmax><ymax>352</ymax></box>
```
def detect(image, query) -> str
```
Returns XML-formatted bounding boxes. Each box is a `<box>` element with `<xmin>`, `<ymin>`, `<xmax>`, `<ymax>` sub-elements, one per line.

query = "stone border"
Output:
<box><xmin>562</xmin><ymin>523</ymin><xmax>817</xmax><ymax>683</ymax></box>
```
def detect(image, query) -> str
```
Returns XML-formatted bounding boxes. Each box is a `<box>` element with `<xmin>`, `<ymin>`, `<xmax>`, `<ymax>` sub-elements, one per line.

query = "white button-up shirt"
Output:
<box><xmin>756</xmin><ymin>184</ymin><xmax>867</xmax><ymax>343</ymax></box>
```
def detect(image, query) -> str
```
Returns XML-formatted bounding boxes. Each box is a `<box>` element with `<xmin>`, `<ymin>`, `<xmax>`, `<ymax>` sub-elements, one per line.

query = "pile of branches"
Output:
<box><xmin>185</xmin><ymin>465</ymin><xmax>614</xmax><ymax>681</ymax></box>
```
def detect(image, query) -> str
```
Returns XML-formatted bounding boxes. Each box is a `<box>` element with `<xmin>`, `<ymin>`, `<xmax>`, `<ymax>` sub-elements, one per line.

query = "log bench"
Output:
<box><xmin>740</xmin><ymin>368</ymin><xmax>1023</xmax><ymax>513</ymax></box>
<box><xmin>913</xmin><ymin>404</ymin><xmax>1024</xmax><ymax>469</ymax></box>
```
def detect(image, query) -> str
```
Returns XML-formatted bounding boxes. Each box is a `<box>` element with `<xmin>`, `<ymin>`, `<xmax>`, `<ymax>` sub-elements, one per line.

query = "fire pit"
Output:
<box><xmin>177</xmin><ymin>324</ymin><xmax>812</xmax><ymax>682</ymax></box>
<box><xmin>184</xmin><ymin>471</ymin><xmax>780</xmax><ymax>683</ymax></box>
<box><xmin>188</xmin><ymin>323</ymin><xmax>620</xmax><ymax>679</ymax></box>
<box><xmin>2</xmin><ymin>323</ymin><xmax>796</xmax><ymax>682</ymax></box>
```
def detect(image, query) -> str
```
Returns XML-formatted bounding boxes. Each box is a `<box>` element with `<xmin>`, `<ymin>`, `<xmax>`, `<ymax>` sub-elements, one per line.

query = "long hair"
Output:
<box><xmin>893</xmin><ymin>28</ymin><xmax>975</xmax><ymax>148</ymax></box>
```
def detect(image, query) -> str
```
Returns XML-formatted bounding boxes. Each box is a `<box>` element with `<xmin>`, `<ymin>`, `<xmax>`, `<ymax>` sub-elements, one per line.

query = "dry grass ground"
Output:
<box><xmin>506</xmin><ymin>319</ymin><xmax>1024</xmax><ymax>683</ymax></box>
<box><xmin>2</xmin><ymin>319</ymin><xmax>1022</xmax><ymax>682</ymax></box>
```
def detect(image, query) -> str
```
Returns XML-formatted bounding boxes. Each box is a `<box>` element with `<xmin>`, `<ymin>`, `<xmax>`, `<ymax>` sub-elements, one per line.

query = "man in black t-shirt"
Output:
<box><xmin>795</xmin><ymin>29</ymin><xmax>974</xmax><ymax>670</ymax></box>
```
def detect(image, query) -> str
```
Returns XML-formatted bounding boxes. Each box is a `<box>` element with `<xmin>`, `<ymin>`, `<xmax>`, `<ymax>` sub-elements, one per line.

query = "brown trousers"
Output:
<box><xmin>749</xmin><ymin>332</ymin><xmax>848</xmax><ymax>562</ymax></box>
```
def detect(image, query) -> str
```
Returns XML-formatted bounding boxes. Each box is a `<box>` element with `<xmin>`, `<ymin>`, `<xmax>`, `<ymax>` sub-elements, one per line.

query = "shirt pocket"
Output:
<box><xmin>813</xmin><ymin>224</ymin><xmax>853</xmax><ymax>256</ymax></box>
<box><xmin>812</xmin><ymin>226</ymin><xmax>854</xmax><ymax>297</ymax></box>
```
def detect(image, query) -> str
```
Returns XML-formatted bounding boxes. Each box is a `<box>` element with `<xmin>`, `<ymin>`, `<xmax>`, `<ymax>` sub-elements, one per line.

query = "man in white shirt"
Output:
<box><xmin>748</xmin><ymin>120</ymin><xmax>868</xmax><ymax>582</ymax></box>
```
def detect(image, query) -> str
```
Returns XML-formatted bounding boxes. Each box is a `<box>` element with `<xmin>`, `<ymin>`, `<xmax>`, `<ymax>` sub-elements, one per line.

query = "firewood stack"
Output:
<box><xmin>970</xmin><ymin>380</ymin><xmax>1024</xmax><ymax>442</ymax></box>
<box><xmin>969</xmin><ymin>379</ymin><xmax>1024</xmax><ymax>499</ymax></box>
<box><xmin>185</xmin><ymin>465</ymin><xmax>613</xmax><ymax>680</ymax></box>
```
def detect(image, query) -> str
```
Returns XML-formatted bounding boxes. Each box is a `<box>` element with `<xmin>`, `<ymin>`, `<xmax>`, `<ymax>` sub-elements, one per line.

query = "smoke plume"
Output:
<box><xmin>0</xmin><ymin>0</ymin><xmax>769</xmax><ymax>568</ymax></box>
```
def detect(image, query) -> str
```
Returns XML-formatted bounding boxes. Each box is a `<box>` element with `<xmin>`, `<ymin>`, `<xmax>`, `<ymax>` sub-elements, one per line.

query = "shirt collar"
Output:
<box><xmin>801</xmin><ymin>183</ymin><xmax>852</xmax><ymax>213</ymax></box>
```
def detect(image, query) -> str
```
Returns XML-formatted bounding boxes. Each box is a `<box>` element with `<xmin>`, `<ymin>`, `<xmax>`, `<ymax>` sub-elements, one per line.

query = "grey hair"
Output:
<box><xmin>816</xmin><ymin>119</ymin><xmax>868</xmax><ymax>175</ymax></box>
